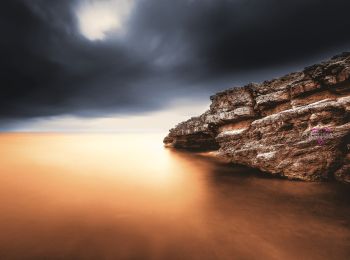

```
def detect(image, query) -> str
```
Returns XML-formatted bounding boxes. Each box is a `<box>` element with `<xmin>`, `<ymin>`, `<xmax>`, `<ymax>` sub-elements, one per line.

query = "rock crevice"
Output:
<box><xmin>164</xmin><ymin>53</ymin><xmax>350</xmax><ymax>183</ymax></box>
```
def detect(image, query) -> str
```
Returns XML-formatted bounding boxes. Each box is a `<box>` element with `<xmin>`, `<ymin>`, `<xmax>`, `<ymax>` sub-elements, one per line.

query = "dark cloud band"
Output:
<box><xmin>1</xmin><ymin>0</ymin><xmax>349</xmax><ymax>123</ymax></box>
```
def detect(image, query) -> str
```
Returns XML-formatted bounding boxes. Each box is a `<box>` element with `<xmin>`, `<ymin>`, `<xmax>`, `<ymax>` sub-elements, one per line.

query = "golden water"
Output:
<box><xmin>0</xmin><ymin>133</ymin><xmax>349</xmax><ymax>259</ymax></box>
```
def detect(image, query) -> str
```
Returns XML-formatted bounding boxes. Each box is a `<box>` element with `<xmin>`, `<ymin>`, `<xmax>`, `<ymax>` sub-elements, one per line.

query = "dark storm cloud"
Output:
<box><xmin>1</xmin><ymin>0</ymin><xmax>350</xmax><ymax>121</ymax></box>
<box><xmin>129</xmin><ymin>0</ymin><xmax>350</xmax><ymax>74</ymax></box>
<box><xmin>0</xmin><ymin>0</ymin><xmax>152</xmax><ymax>119</ymax></box>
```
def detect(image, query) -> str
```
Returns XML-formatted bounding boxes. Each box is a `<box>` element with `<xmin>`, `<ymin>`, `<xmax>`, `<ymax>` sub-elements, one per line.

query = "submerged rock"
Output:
<box><xmin>164</xmin><ymin>52</ymin><xmax>350</xmax><ymax>183</ymax></box>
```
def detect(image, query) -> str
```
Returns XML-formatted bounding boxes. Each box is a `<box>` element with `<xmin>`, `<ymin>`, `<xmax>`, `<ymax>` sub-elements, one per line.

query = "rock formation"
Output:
<box><xmin>164</xmin><ymin>53</ymin><xmax>350</xmax><ymax>183</ymax></box>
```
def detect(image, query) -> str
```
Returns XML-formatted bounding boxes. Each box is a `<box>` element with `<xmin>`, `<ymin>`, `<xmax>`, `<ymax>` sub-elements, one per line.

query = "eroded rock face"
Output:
<box><xmin>164</xmin><ymin>52</ymin><xmax>350</xmax><ymax>183</ymax></box>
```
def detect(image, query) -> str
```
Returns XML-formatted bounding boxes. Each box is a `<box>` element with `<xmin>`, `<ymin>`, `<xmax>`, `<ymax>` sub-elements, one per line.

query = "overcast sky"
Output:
<box><xmin>1</xmin><ymin>0</ymin><xmax>350</xmax><ymax>131</ymax></box>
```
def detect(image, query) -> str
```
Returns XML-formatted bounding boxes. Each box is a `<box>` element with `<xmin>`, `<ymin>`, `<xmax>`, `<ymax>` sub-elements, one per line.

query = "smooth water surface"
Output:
<box><xmin>0</xmin><ymin>133</ymin><xmax>349</xmax><ymax>260</ymax></box>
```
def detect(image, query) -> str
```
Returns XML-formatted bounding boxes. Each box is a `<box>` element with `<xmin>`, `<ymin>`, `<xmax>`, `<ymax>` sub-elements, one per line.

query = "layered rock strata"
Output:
<box><xmin>164</xmin><ymin>53</ymin><xmax>350</xmax><ymax>183</ymax></box>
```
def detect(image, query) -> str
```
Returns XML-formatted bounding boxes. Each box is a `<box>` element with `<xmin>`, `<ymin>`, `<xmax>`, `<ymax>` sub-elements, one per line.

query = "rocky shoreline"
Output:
<box><xmin>164</xmin><ymin>53</ymin><xmax>350</xmax><ymax>183</ymax></box>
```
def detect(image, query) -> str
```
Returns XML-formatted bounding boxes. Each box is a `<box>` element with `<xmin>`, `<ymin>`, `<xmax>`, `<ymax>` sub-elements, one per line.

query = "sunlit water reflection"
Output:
<box><xmin>0</xmin><ymin>133</ymin><xmax>349</xmax><ymax>259</ymax></box>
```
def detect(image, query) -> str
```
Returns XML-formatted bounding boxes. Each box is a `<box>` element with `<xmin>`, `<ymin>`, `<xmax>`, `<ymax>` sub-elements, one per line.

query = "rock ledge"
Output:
<box><xmin>164</xmin><ymin>53</ymin><xmax>350</xmax><ymax>183</ymax></box>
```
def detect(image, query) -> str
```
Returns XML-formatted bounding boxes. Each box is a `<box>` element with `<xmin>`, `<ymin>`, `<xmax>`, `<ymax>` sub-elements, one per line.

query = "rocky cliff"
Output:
<box><xmin>164</xmin><ymin>53</ymin><xmax>350</xmax><ymax>183</ymax></box>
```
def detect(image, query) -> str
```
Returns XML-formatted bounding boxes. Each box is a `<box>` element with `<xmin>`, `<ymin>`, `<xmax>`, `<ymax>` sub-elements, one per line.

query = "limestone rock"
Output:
<box><xmin>164</xmin><ymin>52</ymin><xmax>350</xmax><ymax>183</ymax></box>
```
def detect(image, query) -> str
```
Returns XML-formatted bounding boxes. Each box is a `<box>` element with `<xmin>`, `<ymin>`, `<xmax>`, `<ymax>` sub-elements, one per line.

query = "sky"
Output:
<box><xmin>1</xmin><ymin>0</ymin><xmax>350</xmax><ymax>132</ymax></box>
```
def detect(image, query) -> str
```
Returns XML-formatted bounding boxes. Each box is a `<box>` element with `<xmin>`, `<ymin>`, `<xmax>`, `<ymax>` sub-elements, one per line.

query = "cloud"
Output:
<box><xmin>76</xmin><ymin>0</ymin><xmax>135</xmax><ymax>40</ymax></box>
<box><xmin>128</xmin><ymin>0</ymin><xmax>350</xmax><ymax>73</ymax></box>
<box><xmin>3</xmin><ymin>99</ymin><xmax>210</xmax><ymax>133</ymax></box>
<box><xmin>0</xmin><ymin>0</ymin><xmax>350</xmax><ymax>127</ymax></box>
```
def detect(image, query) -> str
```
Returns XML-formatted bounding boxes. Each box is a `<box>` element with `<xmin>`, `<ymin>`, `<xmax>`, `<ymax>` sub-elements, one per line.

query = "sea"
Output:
<box><xmin>0</xmin><ymin>133</ymin><xmax>349</xmax><ymax>259</ymax></box>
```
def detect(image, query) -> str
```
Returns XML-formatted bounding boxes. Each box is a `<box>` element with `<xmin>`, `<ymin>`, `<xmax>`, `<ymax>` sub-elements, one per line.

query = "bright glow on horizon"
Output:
<box><xmin>4</xmin><ymin>100</ymin><xmax>210</xmax><ymax>133</ymax></box>
<box><xmin>76</xmin><ymin>0</ymin><xmax>134</xmax><ymax>40</ymax></box>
